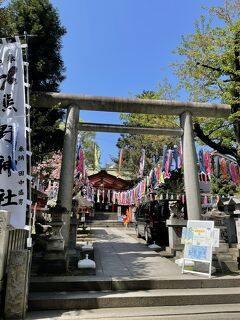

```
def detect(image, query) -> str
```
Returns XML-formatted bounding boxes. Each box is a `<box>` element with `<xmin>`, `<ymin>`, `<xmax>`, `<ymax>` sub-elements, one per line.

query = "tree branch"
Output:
<box><xmin>208</xmin><ymin>123</ymin><xmax>230</xmax><ymax>136</ymax></box>
<box><xmin>194</xmin><ymin>122</ymin><xmax>240</xmax><ymax>165</ymax></box>
<box><xmin>196</xmin><ymin>62</ymin><xmax>236</xmax><ymax>77</ymax></box>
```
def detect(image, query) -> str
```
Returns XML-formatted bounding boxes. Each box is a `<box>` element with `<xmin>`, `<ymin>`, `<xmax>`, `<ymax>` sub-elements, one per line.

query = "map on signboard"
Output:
<box><xmin>182</xmin><ymin>220</ymin><xmax>214</xmax><ymax>263</ymax></box>
<box><xmin>184</xmin><ymin>244</ymin><xmax>211</xmax><ymax>261</ymax></box>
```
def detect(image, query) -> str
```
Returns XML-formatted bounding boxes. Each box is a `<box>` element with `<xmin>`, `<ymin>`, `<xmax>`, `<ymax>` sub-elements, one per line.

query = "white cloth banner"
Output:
<box><xmin>0</xmin><ymin>41</ymin><xmax>27</xmax><ymax>229</ymax></box>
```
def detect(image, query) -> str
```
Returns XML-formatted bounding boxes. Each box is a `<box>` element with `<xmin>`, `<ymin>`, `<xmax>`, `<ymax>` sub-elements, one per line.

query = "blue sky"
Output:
<box><xmin>51</xmin><ymin>0</ymin><xmax>224</xmax><ymax>166</ymax></box>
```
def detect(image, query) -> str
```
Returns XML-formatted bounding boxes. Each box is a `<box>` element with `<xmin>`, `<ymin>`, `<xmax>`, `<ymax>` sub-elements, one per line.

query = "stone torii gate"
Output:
<box><xmin>36</xmin><ymin>92</ymin><xmax>231</xmax><ymax>249</ymax></box>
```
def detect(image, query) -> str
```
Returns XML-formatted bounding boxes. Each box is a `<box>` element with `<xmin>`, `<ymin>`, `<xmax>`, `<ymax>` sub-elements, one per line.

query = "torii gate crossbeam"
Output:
<box><xmin>36</xmin><ymin>91</ymin><xmax>230</xmax><ymax>118</ymax></box>
<box><xmin>79</xmin><ymin>122</ymin><xmax>183</xmax><ymax>136</ymax></box>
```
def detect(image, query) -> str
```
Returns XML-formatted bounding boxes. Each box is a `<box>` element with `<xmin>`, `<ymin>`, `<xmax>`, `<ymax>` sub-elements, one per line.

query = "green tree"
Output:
<box><xmin>0</xmin><ymin>0</ymin><xmax>66</xmax><ymax>163</ymax></box>
<box><xmin>116</xmin><ymin>82</ymin><xmax>180</xmax><ymax>181</ymax></box>
<box><xmin>80</xmin><ymin>130</ymin><xmax>100</xmax><ymax>169</ymax></box>
<box><xmin>210</xmin><ymin>174</ymin><xmax>238</xmax><ymax>196</ymax></box>
<box><xmin>0</xmin><ymin>1</ymin><xmax>15</xmax><ymax>35</ymax></box>
<box><xmin>172</xmin><ymin>0</ymin><xmax>240</xmax><ymax>164</ymax></box>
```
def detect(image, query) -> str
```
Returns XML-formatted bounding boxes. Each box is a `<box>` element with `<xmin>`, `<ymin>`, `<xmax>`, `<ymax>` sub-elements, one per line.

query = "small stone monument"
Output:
<box><xmin>166</xmin><ymin>201</ymin><xmax>187</xmax><ymax>255</ymax></box>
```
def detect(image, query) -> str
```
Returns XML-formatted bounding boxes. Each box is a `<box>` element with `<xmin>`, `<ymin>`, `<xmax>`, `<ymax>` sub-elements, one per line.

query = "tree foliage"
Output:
<box><xmin>0</xmin><ymin>0</ymin><xmax>67</xmax><ymax>163</ymax></box>
<box><xmin>79</xmin><ymin>130</ymin><xmax>99</xmax><ymax>169</ymax></box>
<box><xmin>116</xmin><ymin>82</ymin><xmax>180</xmax><ymax>181</ymax></box>
<box><xmin>172</xmin><ymin>0</ymin><xmax>240</xmax><ymax>164</ymax></box>
<box><xmin>210</xmin><ymin>174</ymin><xmax>238</xmax><ymax>196</ymax></box>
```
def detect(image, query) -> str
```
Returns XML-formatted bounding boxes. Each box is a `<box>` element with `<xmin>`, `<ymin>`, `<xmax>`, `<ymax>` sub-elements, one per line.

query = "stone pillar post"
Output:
<box><xmin>0</xmin><ymin>210</ymin><xmax>10</xmax><ymax>300</ymax></box>
<box><xmin>181</xmin><ymin>112</ymin><xmax>202</xmax><ymax>220</ymax></box>
<box><xmin>4</xmin><ymin>250</ymin><xmax>30</xmax><ymax>319</ymax></box>
<box><xmin>58</xmin><ymin>104</ymin><xmax>79</xmax><ymax>249</ymax></box>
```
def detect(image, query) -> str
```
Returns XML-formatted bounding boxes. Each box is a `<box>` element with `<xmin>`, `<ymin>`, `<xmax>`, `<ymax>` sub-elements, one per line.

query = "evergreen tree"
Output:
<box><xmin>0</xmin><ymin>0</ymin><xmax>67</xmax><ymax>162</ymax></box>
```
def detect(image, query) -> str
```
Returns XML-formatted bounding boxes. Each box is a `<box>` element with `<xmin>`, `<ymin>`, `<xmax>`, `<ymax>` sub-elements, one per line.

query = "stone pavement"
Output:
<box><xmin>91</xmin><ymin>226</ymin><xmax>196</xmax><ymax>279</ymax></box>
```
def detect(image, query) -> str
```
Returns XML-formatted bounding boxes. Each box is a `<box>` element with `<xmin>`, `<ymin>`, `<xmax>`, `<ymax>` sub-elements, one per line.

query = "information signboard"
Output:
<box><xmin>182</xmin><ymin>220</ymin><xmax>215</xmax><ymax>278</ymax></box>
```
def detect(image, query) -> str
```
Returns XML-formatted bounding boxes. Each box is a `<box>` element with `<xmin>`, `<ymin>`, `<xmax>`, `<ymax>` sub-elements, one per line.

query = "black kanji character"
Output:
<box><xmin>18</xmin><ymin>199</ymin><xmax>23</xmax><ymax>205</ymax></box>
<box><xmin>17</xmin><ymin>155</ymin><xmax>24</xmax><ymax>161</ymax></box>
<box><xmin>0</xmin><ymin>66</ymin><xmax>17</xmax><ymax>91</ymax></box>
<box><xmin>0</xmin><ymin>125</ymin><xmax>12</xmax><ymax>144</ymax></box>
<box><xmin>18</xmin><ymin>171</ymin><xmax>24</xmax><ymax>176</ymax></box>
<box><xmin>0</xmin><ymin>189</ymin><xmax>17</xmax><ymax>206</ymax></box>
<box><xmin>18</xmin><ymin>146</ymin><xmax>24</xmax><ymax>152</ymax></box>
<box><xmin>2</xmin><ymin>94</ymin><xmax>17</xmax><ymax>112</ymax></box>
<box><xmin>0</xmin><ymin>155</ymin><xmax>14</xmax><ymax>177</ymax></box>
<box><xmin>18</xmin><ymin>180</ymin><xmax>25</xmax><ymax>185</ymax></box>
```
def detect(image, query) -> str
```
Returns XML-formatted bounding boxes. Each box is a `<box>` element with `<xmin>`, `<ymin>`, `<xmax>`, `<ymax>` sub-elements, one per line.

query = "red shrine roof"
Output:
<box><xmin>88</xmin><ymin>170</ymin><xmax>133</xmax><ymax>191</ymax></box>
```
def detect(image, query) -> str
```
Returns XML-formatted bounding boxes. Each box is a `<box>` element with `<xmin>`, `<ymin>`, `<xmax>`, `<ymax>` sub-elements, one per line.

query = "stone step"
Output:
<box><xmin>28</xmin><ymin>287</ymin><xmax>240</xmax><ymax>310</ymax></box>
<box><xmin>26</xmin><ymin>304</ymin><xmax>240</xmax><ymax>320</ymax></box>
<box><xmin>29</xmin><ymin>276</ymin><xmax>240</xmax><ymax>292</ymax></box>
<box><xmin>85</xmin><ymin>220</ymin><xmax>126</xmax><ymax>227</ymax></box>
<box><xmin>93</xmin><ymin>212</ymin><xmax>118</xmax><ymax>220</ymax></box>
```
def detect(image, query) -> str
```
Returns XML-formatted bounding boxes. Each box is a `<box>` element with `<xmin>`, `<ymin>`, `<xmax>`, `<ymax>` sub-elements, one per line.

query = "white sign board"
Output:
<box><xmin>0</xmin><ymin>41</ymin><xmax>27</xmax><ymax>229</ymax></box>
<box><xmin>182</xmin><ymin>220</ymin><xmax>215</xmax><ymax>278</ymax></box>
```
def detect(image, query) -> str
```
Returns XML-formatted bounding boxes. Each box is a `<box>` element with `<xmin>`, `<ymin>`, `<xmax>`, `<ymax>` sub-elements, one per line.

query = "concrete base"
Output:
<box><xmin>228</xmin><ymin>247</ymin><xmax>240</xmax><ymax>261</ymax></box>
<box><xmin>41</xmin><ymin>251</ymin><xmax>69</xmax><ymax>274</ymax></box>
<box><xmin>166</xmin><ymin>219</ymin><xmax>187</xmax><ymax>255</ymax></box>
<box><xmin>220</xmin><ymin>260</ymin><xmax>239</xmax><ymax>273</ymax></box>
<box><xmin>194</xmin><ymin>262</ymin><xmax>216</xmax><ymax>274</ymax></box>
<box><xmin>76</xmin><ymin>268</ymin><xmax>96</xmax><ymax>275</ymax></box>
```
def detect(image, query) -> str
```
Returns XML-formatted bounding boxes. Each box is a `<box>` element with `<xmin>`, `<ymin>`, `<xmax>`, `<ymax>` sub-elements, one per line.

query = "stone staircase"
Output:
<box><xmin>86</xmin><ymin>211</ymin><xmax>128</xmax><ymax>228</ymax></box>
<box><xmin>28</xmin><ymin>276</ymin><xmax>240</xmax><ymax>311</ymax></box>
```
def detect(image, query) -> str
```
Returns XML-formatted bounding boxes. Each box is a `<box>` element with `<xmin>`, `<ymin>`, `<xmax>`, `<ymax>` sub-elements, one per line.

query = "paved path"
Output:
<box><xmin>91</xmin><ymin>227</ymin><xmax>195</xmax><ymax>279</ymax></box>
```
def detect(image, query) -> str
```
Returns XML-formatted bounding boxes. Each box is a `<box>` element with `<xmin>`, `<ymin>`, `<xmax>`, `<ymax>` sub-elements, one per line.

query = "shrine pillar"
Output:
<box><xmin>58</xmin><ymin>104</ymin><xmax>79</xmax><ymax>248</ymax></box>
<box><xmin>181</xmin><ymin>112</ymin><xmax>202</xmax><ymax>220</ymax></box>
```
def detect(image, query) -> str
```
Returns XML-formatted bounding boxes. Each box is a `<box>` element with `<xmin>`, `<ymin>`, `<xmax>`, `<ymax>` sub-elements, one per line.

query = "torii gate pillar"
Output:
<box><xmin>181</xmin><ymin>112</ymin><xmax>202</xmax><ymax>220</ymax></box>
<box><xmin>58</xmin><ymin>104</ymin><xmax>79</xmax><ymax>248</ymax></box>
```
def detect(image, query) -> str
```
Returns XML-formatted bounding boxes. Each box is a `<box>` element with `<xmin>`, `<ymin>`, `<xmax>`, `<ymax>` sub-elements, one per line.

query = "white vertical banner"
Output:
<box><xmin>0</xmin><ymin>40</ymin><xmax>27</xmax><ymax>229</ymax></box>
